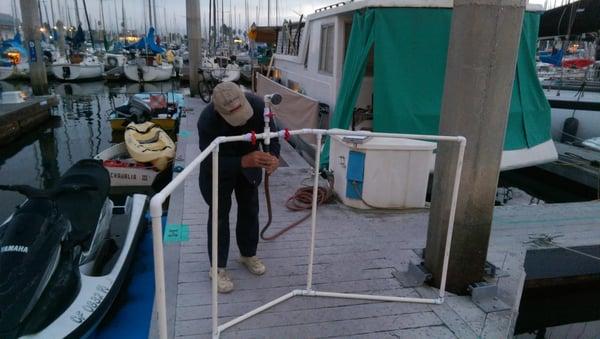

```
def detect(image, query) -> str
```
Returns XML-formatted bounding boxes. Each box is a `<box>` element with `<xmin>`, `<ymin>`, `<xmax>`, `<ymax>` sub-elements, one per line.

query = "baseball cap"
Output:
<box><xmin>212</xmin><ymin>82</ymin><xmax>253</xmax><ymax>126</ymax></box>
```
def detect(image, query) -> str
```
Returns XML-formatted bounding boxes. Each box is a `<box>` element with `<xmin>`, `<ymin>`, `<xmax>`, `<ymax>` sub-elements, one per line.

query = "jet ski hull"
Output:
<box><xmin>19</xmin><ymin>194</ymin><xmax>147</xmax><ymax>339</ymax></box>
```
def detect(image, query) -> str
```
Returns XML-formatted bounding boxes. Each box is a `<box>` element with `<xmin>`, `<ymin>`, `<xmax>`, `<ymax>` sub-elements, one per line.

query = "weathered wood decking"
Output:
<box><xmin>152</xmin><ymin>96</ymin><xmax>600</xmax><ymax>338</ymax></box>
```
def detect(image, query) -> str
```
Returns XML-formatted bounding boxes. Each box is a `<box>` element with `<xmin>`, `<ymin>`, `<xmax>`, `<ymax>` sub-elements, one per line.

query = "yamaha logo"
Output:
<box><xmin>1</xmin><ymin>245</ymin><xmax>29</xmax><ymax>254</ymax></box>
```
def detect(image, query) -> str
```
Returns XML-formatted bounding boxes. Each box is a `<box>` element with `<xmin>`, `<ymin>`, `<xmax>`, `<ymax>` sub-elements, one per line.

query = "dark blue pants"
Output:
<box><xmin>200</xmin><ymin>172</ymin><xmax>259</xmax><ymax>268</ymax></box>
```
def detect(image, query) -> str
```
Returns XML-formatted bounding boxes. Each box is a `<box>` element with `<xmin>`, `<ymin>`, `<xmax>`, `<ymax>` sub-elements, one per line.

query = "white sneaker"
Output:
<box><xmin>239</xmin><ymin>256</ymin><xmax>266</xmax><ymax>275</ymax></box>
<box><xmin>208</xmin><ymin>268</ymin><xmax>234</xmax><ymax>293</ymax></box>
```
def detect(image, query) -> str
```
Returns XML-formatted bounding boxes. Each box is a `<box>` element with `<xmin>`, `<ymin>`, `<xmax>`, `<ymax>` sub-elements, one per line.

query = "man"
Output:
<box><xmin>198</xmin><ymin>82</ymin><xmax>280</xmax><ymax>293</ymax></box>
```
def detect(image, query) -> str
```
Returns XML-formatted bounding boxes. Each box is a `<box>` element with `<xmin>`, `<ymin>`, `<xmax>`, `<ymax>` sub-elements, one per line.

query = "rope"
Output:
<box><xmin>260</xmin><ymin>173</ymin><xmax>334</xmax><ymax>241</ymax></box>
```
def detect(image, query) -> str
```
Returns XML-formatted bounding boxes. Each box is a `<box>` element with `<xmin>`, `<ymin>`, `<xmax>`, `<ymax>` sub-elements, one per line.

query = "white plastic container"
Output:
<box><xmin>329</xmin><ymin>130</ymin><xmax>436</xmax><ymax>209</ymax></box>
<box><xmin>1</xmin><ymin>91</ymin><xmax>25</xmax><ymax>104</ymax></box>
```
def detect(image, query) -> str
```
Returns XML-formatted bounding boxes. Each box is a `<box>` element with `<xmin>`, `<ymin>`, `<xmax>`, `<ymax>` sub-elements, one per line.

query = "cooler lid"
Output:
<box><xmin>331</xmin><ymin>131</ymin><xmax>436</xmax><ymax>151</ymax></box>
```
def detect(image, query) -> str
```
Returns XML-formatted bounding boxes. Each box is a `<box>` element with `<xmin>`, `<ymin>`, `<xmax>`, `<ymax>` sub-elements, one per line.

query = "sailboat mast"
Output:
<box><xmin>37</xmin><ymin>0</ymin><xmax>44</xmax><ymax>27</ymax></box>
<box><xmin>42</xmin><ymin>0</ymin><xmax>50</xmax><ymax>27</ymax></box>
<box><xmin>121</xmin><ymin>0</ymin><xmax>126</xmax><ymax>36</ymax></box>
<box><xmin>100</xmin><ymin>0</ymin><xmax>106</xmax><ymax>50</ymax></box>
<box><xmin>221</xmin><ymin>0</ymin><xmax>225</xmax><ymax>49</ymax></box>
<box><xmin>49</xmin><ymin>0</ymin><xmax>55</xmax><ymax>26</ymax></box>
<box><xmin>11</xmin><ymin>0</ymin><xmax>17</xmax><ymax>33</ymax></box>
<box><xmin>163</xmin><ymin>7</ymin><xmax>168</xmax><ymax>42</ymax></box>
<box><xmin>212</xmin><ymin>0</ymin><xmax>216</xmax><ymax>52</ymax></box>
<box><xmin>81</xmin><ymin>0</ymin><xmax>95</xmax><ymax>49</ymax></box>
<box><xmin>74</xmin><ymin>0</ymin><xmax>81</xmax><ymax>25</ymax></box>
<box><xmin>152</xmin><ymin>0</ymin><xmax>158</xmax><ymax>32</ymax></box>
<box><xmin>147</xmin><ymin>0</ymin><xmax>153</xmax><ymax>27</ymax></box>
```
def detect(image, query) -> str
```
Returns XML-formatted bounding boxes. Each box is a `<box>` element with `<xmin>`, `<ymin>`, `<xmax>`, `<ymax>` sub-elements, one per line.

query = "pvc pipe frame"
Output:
<box><xmin>149</xmin><ymin>128</ymin><xmax>466</xmax><ymax>339</ymax></box>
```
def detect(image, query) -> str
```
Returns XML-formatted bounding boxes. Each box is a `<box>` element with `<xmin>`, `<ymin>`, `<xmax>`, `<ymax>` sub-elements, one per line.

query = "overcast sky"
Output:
<box><xmin>0</xmin><ymin>0</ymin><xmax>552</xmax><ymax>35</ymax></box>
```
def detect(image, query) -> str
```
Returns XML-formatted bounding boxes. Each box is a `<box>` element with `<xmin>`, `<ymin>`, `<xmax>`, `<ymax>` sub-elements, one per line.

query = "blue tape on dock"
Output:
<box><xmin>178</xmin><ymin>130</ymin><xmax>191</xmax><ymax>138</ymax></box>
<box><xmin>164</xmin><ymin>224</ymin><xmax>190</xmax><ymax>243</ymax></box>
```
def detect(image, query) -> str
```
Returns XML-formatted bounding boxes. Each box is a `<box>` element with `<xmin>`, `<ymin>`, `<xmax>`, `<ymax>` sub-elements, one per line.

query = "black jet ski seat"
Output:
<box><xmin>55</xmin><ymin>159</ymin><xmax>110</xmax><ymax>252</ymax></box>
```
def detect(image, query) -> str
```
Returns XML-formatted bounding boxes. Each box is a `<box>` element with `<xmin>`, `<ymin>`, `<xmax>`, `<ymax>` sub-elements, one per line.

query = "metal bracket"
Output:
<box><xmin>393</xmin><ymin>261</ymin><xmax>432</xmax><ymax>287</ymax></box>
<box><xmin>468</xmin><ymin>282</ymin><xmax>510</xmax><ymax>313</ymax></box>
<box><xmin>484</xmin><ymin>261</ymin><xmax>509</xmax><ymax>278</ymax></box>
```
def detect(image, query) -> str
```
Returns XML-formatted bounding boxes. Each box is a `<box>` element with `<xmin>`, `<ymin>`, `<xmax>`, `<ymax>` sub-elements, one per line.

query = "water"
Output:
<box><xmin>0</xmin><ymin>79</ymin><xmax>183</xmax><ymax>221</ymax></box>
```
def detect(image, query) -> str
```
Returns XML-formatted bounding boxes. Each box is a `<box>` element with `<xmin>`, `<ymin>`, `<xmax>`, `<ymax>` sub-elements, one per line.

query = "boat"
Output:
<box><xmin>108</xmin><ymin>92</ymin><xmax>184</xmax><ymax>131</ymax></box>
<box><xmin>123</xmin><ymin>59</ymin><xmax>173</xmax><ymax>82</ymax></box>
<box><xmin>51</xmin><ymin>53</ymin><xmax>104</xmax><ymax>81</ymax></box>
<box><xmin>257</xmin><ymin>0</ymin><xmax>558</xmax><ymax>171</ymax></box>
<box><xmin>208</xmin><ymin>56</ymin><xmax>241</xmax><ymax>82</ymax></box>
<box><xmin>103</xmin><ymin>44</ymin><xmax>129</xmax><ymax>81</ymax></box>
<box><xmin>124</xmin><ymin>122</ymin><xmax>175</xmax><ymax>171</ymax></box>
<box><xmin>123</xmin><ymin>27</ymin><xmax>173</xmax><ymax>82</ymax></box>
<box><xmin>0</xmin><ymin>33</ymin><xmax>29</xmax><ymax>81</ymax></box>
<box><xmin>94</xmin><ymin>142</ymin><xmax>162</xmax><ymax>188</ymax></box>
<box><xmin>0</xmin><ymin>159</ymin><xmax>146</xmax><ymax>338</ymax></box>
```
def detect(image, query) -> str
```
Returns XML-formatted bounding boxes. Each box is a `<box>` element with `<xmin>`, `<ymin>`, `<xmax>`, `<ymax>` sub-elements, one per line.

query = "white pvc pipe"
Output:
<box><xmin>306</xmin><ymin>133</ymin><xmax>322</xmax><ymax>290</ymax></box>
<box><xmin>299</xmin><ymin>290</ymin><xmax>443</xmax><ymax>304</ymax></box>
<box><xmin>217</xmin><ymin>291</ymin><xmax>296</xmax><ymax>333</ymax></box>
<box><xmin>438</xmin><ymin>137</ymin><xmax>466</xmax><ymax>300</ymax></box>
<box><xmin>211</xmin><ymin>147</ymin><xmax>220</xmax><ymax>339</ymax></box>
<box><xmin>150</xmin><ymin>213</ymin><xmax>168</xmax><ymax>339</ymax></box>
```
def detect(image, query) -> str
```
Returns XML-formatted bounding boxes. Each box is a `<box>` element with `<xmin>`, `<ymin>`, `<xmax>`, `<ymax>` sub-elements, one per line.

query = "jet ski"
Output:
<box><xmin>0</xmin><ymin>159</ymin><xmax>147</xmax><ymax>338</ymax></box>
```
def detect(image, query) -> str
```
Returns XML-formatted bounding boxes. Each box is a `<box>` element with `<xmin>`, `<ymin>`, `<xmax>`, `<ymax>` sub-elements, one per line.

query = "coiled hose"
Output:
<box><xmin>260</xmin><ymin>172</ymin><xmax>334</xmax><ymax>241</ymax></box>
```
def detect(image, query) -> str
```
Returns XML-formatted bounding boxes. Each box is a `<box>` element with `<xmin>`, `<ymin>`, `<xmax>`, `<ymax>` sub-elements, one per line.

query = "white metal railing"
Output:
<box><xmin>149</xmin><ymin>128</ymin><xmax>466</xmax><ymax>339</ymax></box>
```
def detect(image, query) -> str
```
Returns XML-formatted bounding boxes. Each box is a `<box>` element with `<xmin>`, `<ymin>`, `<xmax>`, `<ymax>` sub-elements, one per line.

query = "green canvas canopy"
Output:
<box><xmin>323</xmin><ymin>8</ymin><xmax>551</xmax><ymax>166</ymax></box>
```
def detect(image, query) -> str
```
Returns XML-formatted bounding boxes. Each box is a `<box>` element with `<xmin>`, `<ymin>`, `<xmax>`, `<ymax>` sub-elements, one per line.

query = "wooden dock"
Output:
<box><xmin>0</xmin><ymin>95</ymin><xmax>59</xmax><ymax>146</ymax></box>
<box><xmin>151</xmin><ymin>96</ymin><xmax>600</xmax><ymax>338</ymax></box>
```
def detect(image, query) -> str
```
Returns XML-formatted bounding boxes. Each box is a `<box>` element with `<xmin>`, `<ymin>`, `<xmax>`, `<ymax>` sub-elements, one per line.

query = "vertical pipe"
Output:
<box><xmin>306</xmin><ymin>133</ymin><xmax>322</xmax><ymax>290</ymax></box>
<box><xmin>438</xmin><ymin>139</ymin><xmax>466</xmax><ymax>299</ymax></box>
<box><xmin>211</xmin><ymin>146</ymin><xmax>220</xmax><ymax>338</ymax></box>
<box><xmin>151</xmin><ymin>211</ymin><xmax>168</xmax><ymax>339</ymax></box>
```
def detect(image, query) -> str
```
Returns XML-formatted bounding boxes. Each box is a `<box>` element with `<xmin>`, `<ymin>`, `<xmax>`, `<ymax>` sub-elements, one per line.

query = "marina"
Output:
<box><xmin>0</xmin><ymin>0</ymin><xmax>599</xmax><ymax>338</ymax></box>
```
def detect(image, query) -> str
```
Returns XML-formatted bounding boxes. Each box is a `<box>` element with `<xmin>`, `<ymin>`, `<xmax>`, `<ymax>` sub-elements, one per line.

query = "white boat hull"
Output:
<box><xmin>124</xmin><ymin>63</ymin><xmax>173</xmax><ymax>82</ymax></box>
<box><xmin>0</xmin><ymin>63</ymin><xmax>29</xmax><ymax>80</ymax></box>
<box><xmin>51</xmin><ymin>63</ymin><xmax>104</xmax><ymax>81</ymax></box>
<box><xmin>94</xmin><ymin>143</ymin><xmax>160</xmax><ymax>187</ymax></box>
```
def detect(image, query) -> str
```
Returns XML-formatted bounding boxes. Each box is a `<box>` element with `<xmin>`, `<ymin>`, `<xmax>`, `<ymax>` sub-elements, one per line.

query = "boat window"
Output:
<box><xmin>319</xmin><ymin>24</ymin><xmax>335</xmax><ymax>75</ymax></box>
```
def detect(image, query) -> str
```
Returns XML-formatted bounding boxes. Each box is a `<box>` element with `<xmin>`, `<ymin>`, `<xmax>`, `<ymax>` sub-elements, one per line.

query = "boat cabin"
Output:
<box><xmin>259</xmin><ymin>0</ymin><xmax>557</xmax><ymax>170</ymax></box>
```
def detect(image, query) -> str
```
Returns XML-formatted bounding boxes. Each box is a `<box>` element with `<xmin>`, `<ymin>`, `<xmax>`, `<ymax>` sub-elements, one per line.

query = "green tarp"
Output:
<box><xmin>323</xmin><ymin>8</ymin><xmax>551</xmax><ymax>165</ymax></box>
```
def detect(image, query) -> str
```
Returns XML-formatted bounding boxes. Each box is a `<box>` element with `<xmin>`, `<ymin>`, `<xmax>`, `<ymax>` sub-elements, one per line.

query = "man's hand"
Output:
<box><xmin>265</xmin><ymin>155</ymin><xmax>279</xmax><ymax>175</ymax></box>
<box><xmin>241</xmin><ymin>151</ymin><xmax>279</xmax><ymax>174</ymax></box>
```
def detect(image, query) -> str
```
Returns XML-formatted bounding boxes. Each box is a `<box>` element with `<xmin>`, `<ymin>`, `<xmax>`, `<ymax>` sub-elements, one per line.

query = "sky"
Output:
<box><xmin>0</xmin><ymin>0</ymin><xmax>555</xmax><ymax>35</ymax></box>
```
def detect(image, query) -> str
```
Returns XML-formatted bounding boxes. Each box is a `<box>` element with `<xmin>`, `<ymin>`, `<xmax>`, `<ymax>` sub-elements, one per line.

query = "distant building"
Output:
<box><xmin>0</xmin><ymin>13</ymin><xmax>20</xmax><ymax>41</ymax></box>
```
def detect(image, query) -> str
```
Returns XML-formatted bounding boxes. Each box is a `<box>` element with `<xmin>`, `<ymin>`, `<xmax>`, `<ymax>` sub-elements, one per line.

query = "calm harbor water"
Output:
<box><xmin>0</xmin><ymin>79</ymin><xmax>598</xmax><ymax>337</ymax></box>
<box><xmin>0</xmin><ymin>79</ymin><xmax>184</xmax><ymax>221</ymax></box>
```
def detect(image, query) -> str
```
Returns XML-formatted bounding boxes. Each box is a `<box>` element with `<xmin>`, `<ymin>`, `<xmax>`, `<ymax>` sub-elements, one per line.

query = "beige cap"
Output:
<box><xmin>212</xmin><ymin>82</ymin><xmax>253</xmax><ymax>126</ymax></box>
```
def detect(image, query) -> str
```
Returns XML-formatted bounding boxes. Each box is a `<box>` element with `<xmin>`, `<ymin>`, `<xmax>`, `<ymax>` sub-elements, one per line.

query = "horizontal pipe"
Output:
<box><xmin>298</xmin><ymin>290</ymin><xmax>443</xmax><ymax>304</ymax></box>
<box><xmin>217</xmin><ymin>291</ymin><xmax>296</xmax><ymax>333</ymax></box>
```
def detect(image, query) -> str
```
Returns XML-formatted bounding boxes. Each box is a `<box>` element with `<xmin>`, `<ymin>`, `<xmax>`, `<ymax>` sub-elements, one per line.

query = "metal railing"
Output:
<box><xmin>149</xmin><ymin>128</ymin><xmax>466</xmax><ymax>339</ymax></box>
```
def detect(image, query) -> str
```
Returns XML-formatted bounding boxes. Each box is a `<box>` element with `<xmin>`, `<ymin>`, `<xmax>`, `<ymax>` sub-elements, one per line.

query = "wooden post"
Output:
<box><xmin>20</xmin><ymin>0</ymin><xmax>48</xmax><ymax>95</ymax></box>
<box><xmin>424</xmin><ymin>0</ymin><xmax>526</xmax><ymax>294</ymax></box>
<box><xmin>186</xmin><ymin>0</ymin><xmax>202</xmax><ymax>96</ymax></box>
